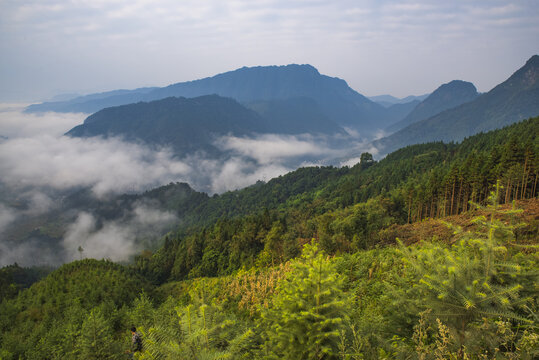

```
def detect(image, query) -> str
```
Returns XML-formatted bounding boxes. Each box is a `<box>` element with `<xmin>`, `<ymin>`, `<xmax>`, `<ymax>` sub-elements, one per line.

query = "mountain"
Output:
<box><xmin>382</xmin><ymin>100</ymin><xmax>422</xmax><ymax>128</ymax></box>
<box><xmin>386</xmin><ymin>80</ymin><xmax>479</xmax><ymax>133</ymax></box>
<box><xmin>369</xmin><ymin>94</ymin><xmax>429</xmax><ymax>107</ymax></box>
<box><xmin>27</xmin><ymin>64</ymin><xmax>393</xmax><ymax>134</ymax></box>
<box><xmin>66</xmin><ymin>95</ymin><xmax>271</xmax><ymax>155</ymax></box>
<box><xmin>246</xmin><ymin>97</ymin><xmax>347</xmax><ymax>135</ymax></box>
<box><xmin>144</xmin><ymin>64</ymin><xmax>389</xmax><ymax>131</ymax></box>
<box><xmin>26</xmin><ymin>87</ymin><xmax>158</xmax><ymax>113</ymax></box>
<box><xmin>374</xmin><ymin>55</ymin><xmax>539</xmax><ymax>155</ymax></box>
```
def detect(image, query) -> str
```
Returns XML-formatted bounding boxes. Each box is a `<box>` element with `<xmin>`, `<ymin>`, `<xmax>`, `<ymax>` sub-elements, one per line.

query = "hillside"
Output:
<box><xmin>245</xmin><ymin>97</ymin><xmax>346</xmax><ymax>135</ymax></box>
<box><xmin>136</xmin><ymin>117</ymin><xmax>538</xmax><ymax>281</ymax></box>
<box><xmin>66</xmin><ymin>95</ymin><xmax>270</xmax><ymax>155</ymax></box>
<box><xmin>375</xmin><ymin>55</ymin><xmax>539</xmax><ymax>154</ymax></box>
<box><xmin>1</xmin><ymin>118</ymin><xmax>537</xmax><ymax>359</ymax></box>
<box><xmin>386</xmin><ymin>80</ymin><xmax>479</xmax><ymax>133</ymax></box>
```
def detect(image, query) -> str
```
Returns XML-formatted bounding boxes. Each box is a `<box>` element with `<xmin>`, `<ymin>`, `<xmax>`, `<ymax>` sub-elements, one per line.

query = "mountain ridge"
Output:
<box><xmin>386</xmin><ymin>80</ymin><xmax>479</xmax><ymax>133</ymax></box>
<box><xmin>374</xmin><ymin>55</ymin><xmax>539</xmax><ymax>154</ymax></box>
<box><xmin>26</xmin><ymin>64</ymin><xmax>409</xmax><ymax>134</ymax></box>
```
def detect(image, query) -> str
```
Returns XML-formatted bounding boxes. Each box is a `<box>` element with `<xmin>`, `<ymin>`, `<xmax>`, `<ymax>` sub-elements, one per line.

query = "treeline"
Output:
<box><xmin>400</xmin><ymin>119</ymin><xmax>538</xmax><ymax>222</ymax></box>
<box><xmin>0</xmin><ymin>264</ymin><xmax>52</xmax><ymax>302</ymax></box>
<box><xmin>137</xmin><ymin>117</ymin><xmax>539</xmax><ymax>283</ymax></box>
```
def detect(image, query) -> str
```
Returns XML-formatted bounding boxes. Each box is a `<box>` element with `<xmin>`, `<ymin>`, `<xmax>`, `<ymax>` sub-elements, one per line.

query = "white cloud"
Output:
<box><xmin>62</xmin><ymin>203</ymin><xmax>177</xmax><ymax>263</ymax></box>
<box><xmin>217</xmin><ymin>133</ymin><xmax>331</xmax><ymax>164</ymax></box>
<box><xmin>0</xmin><ymin>106</ymin><xmax>86</xmax><ymax>138</ymax></box>
<box><xmin>2</xmin><ymin>0</ymin><xmax>537</xmax><ymax>101</ymax></box>
<box><xmin>0</xmin><ymin>134</ymin><xmax>192</xmax><ymax>197</ymax></box>
<box><xmin>0</xmin><ymin>107</ymin><xmax>375</xmax><ymax>265</ymax></box>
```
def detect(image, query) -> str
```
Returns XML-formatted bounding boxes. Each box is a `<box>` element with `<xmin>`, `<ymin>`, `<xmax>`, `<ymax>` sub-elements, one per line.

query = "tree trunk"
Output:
<box><xmin>407</xmin><ymin>195</ymin><xmax>412</xmax><ymax>224</ymax></box>
<box><xmin>450</xmin><ymin>179</ymin><xmax>456</xmax><ymax>215</ymax></box>
<box><xmin>505</xmin><ymin>179</ymin><xmax>511</xmax><ymax>204</ymax></box>
<box><xmin>533</xmin><ymin>172</ymin><xmax>538</xmax><ymax>198</ymax></box>
<box><xmin>457</xmin><ymin>178</ymin><xmax>463</xmax><ymax>214</ymax></box>
<box><xmin>521</xmin><ymin>156</ymin><xmax>528</xmax><ymax>200</ymax></box>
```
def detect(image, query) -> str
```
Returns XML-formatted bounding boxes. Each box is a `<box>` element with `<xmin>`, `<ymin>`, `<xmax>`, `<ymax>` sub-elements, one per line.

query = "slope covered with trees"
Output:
<box><xmin>1</xmin><ymin>117</ymin><xmax>537</xmax><ymax>359</ymax></box>
<box><xmin>134</xmin><ymin>117</ymin><xmax>538</xmax><ymax>284</ymax></box>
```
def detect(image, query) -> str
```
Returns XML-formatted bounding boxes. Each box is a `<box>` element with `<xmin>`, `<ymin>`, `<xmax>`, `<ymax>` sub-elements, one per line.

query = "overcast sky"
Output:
<box><xmin>1</xmin><ymin>0</ymin><xmax>538</xmax><ymax>102</ymax></box>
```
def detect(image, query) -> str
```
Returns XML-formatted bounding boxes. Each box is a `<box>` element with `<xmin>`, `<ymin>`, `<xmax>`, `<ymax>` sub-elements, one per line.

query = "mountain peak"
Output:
<box><xmin>386</xmin><ymin>79</ymin><xmax>478</xmax><ymax>133</ymax></box>
<box><xmin>525</xmin><ymin>54</ymin><xmax>539</xmax><ymax>66</ymax></box>
<box><xmin>235</xmin><ymin>63</ymin><xmax>320</xmax><ymax>75</ymax></box>
<box><xmin>495</xmin><ymin>54</ymin><xmax>539</xmax><ymax>91</ymax></box>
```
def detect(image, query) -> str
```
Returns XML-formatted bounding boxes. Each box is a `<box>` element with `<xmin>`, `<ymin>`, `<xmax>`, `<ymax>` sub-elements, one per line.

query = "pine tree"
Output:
<box><xmin>260</xmin><ymin>241</ymin><xmax>350</xmax><ymax>359</ymax></box>
<box><xmin>76</xmin><ymin>308</ymin><xmax>120</xmax><ymax>359</ymax></box>
<box><xmin>397</xmin><ymin>182</ymin><xmax>534</xmax><ymax>348</ymax></box>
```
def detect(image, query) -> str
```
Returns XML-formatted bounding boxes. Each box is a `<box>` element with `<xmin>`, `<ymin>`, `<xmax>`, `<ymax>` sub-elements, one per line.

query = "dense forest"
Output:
<box><xmin>1</xmin><ymin>117</ymin><xmax>537</xmax><ymax>359</ymax></box>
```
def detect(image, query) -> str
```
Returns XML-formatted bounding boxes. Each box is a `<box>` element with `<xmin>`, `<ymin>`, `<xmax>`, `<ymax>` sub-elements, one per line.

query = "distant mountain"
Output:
<box><xmin>28</xmin><ymin>64</ymin><xmax>394</xmax><ymax>134</ymax></box>
<box><xmin>374</xmin><ymin>55</ymin><xmax>539</xmax><ymax>155</ymax></box>
<box><xmin>386</xmin><ymin>80</ymin><xmax>479</xmax><ymax>133</ymax></box>
<box><xmin>66</xmin><ymin>95</ymin><xmax>270</xmax><ymax>155</ymax></box>
<box><xmin>382</xmin><ymin>100</ymin><xmax>422</xmax><ymax>128</ymax></box>
<box><xmin>246</xmin><ymin>97</ymin><xmax>347</xmax><ymax>135</ymax></box>
<box><xmin>27</xmin><ymin>87</ymin><xmax>158</xmax><ymax>113</ymax></box>
<box><xmin>368</xmin><ymin>94</ymin><xmax>429</xmax><ymax>107</ymax></box>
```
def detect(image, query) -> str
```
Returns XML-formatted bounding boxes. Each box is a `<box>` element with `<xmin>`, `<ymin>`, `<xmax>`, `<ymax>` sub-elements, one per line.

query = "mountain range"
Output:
<box><xmin>373</xmin><ymin>55</ymin><xmax>539</xmax><ymax>155</ymax></box>
<box><xmin>368</xmin><ymin>94</ymin><xmax>429</xmax><ymax>107</ymax></box>
<box><xmin>27</xmin><ymin>55</ymin><xmax>539</xmax><ymax>163</ymax></box>
<box><xmin>27</xmin><ymin>64</ymin><xmax>414</xmax><ymax>135</ymax></box>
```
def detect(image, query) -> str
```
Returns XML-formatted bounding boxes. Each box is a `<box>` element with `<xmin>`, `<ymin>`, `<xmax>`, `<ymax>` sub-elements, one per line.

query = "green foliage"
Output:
<box><xmin>0</xmin><ymin>259</ymin><xmax>153</xmax><ymax>359</ymax></box>
<box><xmin>0</xmin><ymin>264</ymin><xmax>52</xmax><ymax>302</ymax></box>
<box><xmin>260</xmin><ymin>242</ymin><xmax>351</xmax><ymax>359</ymax></box>
<box><xmin>76</xmin><ymin>308</ymin><xmax>121</xmax><ymax>359</ymax></box>
<box><xmin>136</xmin><ymin>302</ymin><xmax>242</xmax><ymax>360</ymax></box>
<box><xmin>394</xmin><ymin>182</ymin><xmax>537</xmax><ymax>354</ymax></box>
<box><xmin>2</xmin><ymin>118</ymin><xmax>538</xmax><ymax>359</ymax></box>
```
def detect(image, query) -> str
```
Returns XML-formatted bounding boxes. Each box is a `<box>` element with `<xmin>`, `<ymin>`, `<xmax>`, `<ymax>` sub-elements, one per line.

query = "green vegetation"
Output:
<box><xmin>1</xmin><ymin>118</ymin><xmax>537</xmax><ymax>359</ymax></box>
<box><xmin>376</xmin><ymin>55</ymin><xmax>539</xmax><ymax>153</ymax></box>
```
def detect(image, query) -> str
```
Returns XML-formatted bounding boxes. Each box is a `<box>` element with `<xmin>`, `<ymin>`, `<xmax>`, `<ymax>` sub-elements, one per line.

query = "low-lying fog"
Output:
<box><xmin>0</xmin><ymin>105</ymin><xmax>378</xmax><ymax>266</ymax></box>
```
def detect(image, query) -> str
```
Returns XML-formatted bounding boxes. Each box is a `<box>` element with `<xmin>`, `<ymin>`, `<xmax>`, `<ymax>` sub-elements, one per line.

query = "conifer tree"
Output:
<box><xmin>76</xmin><ymin>308</ymin><xmax>120</xmax><ymax>359</ymax></box>
<box><xmin>397</xmin><ymin>181</ymin><xmax>534</xmax><ymax>349</ymax></box>
<box><xmin>260</xmin><ymin>241</ymin><xmax>350</xmax><ymax>359</ymax></box>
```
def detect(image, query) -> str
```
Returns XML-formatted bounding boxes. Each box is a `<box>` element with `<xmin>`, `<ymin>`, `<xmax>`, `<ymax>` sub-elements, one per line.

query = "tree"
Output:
<box><xmin>260</xmin><ymin>241</ymin><xmax>350</xmax><ymax>359</ymax></box>
<box><xmin>76</xmin><ymin>308</ymin><xmax>120</xmax><ymax>359</ymax></box>
<box><xmin>396</xmin><ymin>182</ymin><xmax>533</xmax><ymax>352</ymax></box>
<box><xmin>359</xmin><ymin>152</ymin><xmax>374</xmax><ymax>170</ymax></box>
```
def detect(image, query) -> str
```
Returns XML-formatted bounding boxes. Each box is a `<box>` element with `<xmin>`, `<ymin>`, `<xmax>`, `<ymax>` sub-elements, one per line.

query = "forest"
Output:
<box><xmin>0</xmin><ymin>117</ymin><xmax>537</xmax><ymax>359</ymax></box>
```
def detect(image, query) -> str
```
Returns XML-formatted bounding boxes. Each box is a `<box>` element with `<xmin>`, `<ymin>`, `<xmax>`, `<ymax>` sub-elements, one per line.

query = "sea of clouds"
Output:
<box><xmin>0</xmin><ymin>105</ymin><xmax>376</xmax><ymax>266</ymax></box>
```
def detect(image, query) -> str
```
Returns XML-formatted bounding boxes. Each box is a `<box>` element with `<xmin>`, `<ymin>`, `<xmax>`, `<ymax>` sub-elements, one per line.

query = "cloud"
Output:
<box><xmin>2</xmin><ymin>0</ymin><xmax>537</xmax><ymax>102</ymax></box>
<box><xmin>0</xmin><ymin>107</ymin><xmax>371</xmax><ymax>266</ymax></box>
<box><xmin>0</xmin><ymin>205</ymin><xmax>16</xmax><ymax>234</ymax></box>
<box><xmin>208</xmin><ymin>157</ymin><xmax>291</xmax><ymax>193</ymax></box>
<box><xmin>0</xmin><ymin>134</ymin><xmax>192</xmax><ymax>197</ymax></box>
<box><xmin>217</xmin><ymin>133</ymin><xmax>331</xmax><ymax>164</ymax></box>
<box><xmin>0</xmin><ymin>105</ymin><xmax>86</xmax><ymax>138</ymax></box>
<box><xmin>0</xmin><ymin>237</ymin><xmax>64</xmax><ymax>267</ymax></box>
<box><xmin>62</xmin><ymin>202</ymin><xmax>177</xmax><ymax>263</ymax></box>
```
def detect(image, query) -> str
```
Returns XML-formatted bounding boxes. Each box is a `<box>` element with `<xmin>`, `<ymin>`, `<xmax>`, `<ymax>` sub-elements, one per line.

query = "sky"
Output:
<box><xmin>1</xmin><ymin>0</ymin><xmax>538</xmax><ymax>102</ymax></box>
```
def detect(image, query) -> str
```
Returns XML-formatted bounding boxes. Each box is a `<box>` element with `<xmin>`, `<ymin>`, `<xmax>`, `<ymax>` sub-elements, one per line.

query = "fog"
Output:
<box><xmin>0</xmin><ymin>106</ymin><xmax>372</xmax><ymax>266</ymax></box>
<box><xmin>62</xmin><ymin>202</ymin><xmax>177</xmax><ymax>263</ymax></box>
